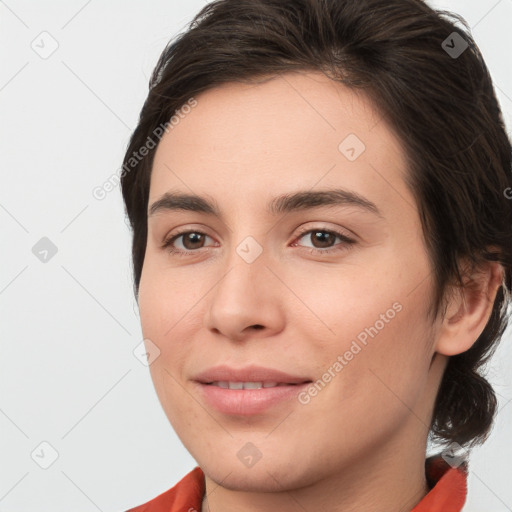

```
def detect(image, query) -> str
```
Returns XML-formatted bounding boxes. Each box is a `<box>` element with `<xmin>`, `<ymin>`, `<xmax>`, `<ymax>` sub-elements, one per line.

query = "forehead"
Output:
<box><xmin>150</xmin><ymin>71</ymin><xmax>412</xmax><ymax>220</ymax></box>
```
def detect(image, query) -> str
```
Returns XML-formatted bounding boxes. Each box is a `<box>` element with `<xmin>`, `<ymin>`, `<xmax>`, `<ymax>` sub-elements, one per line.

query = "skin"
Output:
<box><xmin>137</xmin><ymin>71</ymin><xmax>503</xmax><ymax>512</ymax></box>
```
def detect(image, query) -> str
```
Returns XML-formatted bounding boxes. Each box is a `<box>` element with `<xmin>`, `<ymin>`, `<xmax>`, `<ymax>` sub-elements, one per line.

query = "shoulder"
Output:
<box><xmin>125</xmin><ymin>466</ymin><xmax>205</xmax><ymax>512</ymax></box>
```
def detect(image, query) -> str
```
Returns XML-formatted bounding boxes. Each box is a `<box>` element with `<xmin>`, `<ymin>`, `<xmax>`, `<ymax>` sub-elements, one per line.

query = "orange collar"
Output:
<box><xmin>411</xmin><ymin>455</ymin><xmax>467</xmax><ymax>512</ymax></box>
<box><xmin>126</xmin><ymin>455</ymin><xmax>467</xmax><ymax>512</ymax></box>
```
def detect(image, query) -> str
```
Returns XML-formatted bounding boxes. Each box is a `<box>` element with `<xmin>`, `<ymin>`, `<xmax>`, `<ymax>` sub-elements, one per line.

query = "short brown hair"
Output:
<box><xmin>121</xmin><ymin>0</ymin><xmax>512</xmax><ymax>449</ymax></box>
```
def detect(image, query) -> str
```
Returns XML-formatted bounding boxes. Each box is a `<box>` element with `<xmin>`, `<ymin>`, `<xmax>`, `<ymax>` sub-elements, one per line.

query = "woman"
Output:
<box><xmin>121</xmin><ymin>0</ymin><xmax>512</xmax><ymax>510</ymax></box>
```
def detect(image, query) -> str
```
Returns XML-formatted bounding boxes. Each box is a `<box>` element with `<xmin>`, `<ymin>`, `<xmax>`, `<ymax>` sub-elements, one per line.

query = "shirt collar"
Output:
<box><xmin>410</xmin><ymin>454</ymin><xmax>468</xmax><ymax>512</ymax></box>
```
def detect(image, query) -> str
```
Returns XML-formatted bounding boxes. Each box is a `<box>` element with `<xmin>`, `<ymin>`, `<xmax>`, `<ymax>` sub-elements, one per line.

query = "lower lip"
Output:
<box><xmin>195</xmin><ymin>382</ymin><xmax>311</xmax><ymax>416</ymax></box>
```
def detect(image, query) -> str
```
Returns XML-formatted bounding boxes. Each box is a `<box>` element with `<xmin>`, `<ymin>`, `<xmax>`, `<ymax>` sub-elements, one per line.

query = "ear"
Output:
<box><xmin>434</xmin><ymin>259</ymin><xmax>504</xmax><ymax>356</ymax></box>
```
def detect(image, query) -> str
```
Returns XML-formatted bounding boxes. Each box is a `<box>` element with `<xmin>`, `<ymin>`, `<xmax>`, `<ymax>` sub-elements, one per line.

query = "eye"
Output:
<box><xmin>161</xmin><ymin>226</ymin><xmax>356</xmax><ymax>257</ymax></box>
<box><xmin>292</xmin><ymin>227</ymin><xmax>356</xmax><ymax>255</ymax></box>
<box><xmin>162</xmin><ymin>229</ymin><xmax>216</xmax><ymax>256</ymax></box>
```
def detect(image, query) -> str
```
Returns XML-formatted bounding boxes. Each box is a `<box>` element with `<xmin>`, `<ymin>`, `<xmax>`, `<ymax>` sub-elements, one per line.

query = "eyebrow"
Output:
<box><xmin>148</xmin><ymin>189</ymin><xmax>384</xmax><ymax>219</ymax></box>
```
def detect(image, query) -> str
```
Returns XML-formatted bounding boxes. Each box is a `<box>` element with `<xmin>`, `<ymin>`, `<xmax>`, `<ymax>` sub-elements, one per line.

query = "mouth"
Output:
<box><xmin>192</xmin><ymin>364</ymin><xmax>313</xmax><ymax>415</ymax></box>
<box><xmin>204</xmin><ymin>381</ymin><xmax>309</xmax><ymax>389</ymax></box>
<box><xmin>193</xmin><ymin>364</ymin><xmax>311</xmax><ymax>385</ymax></box>
<box><xmin>195</xmin><ymin>380</ymin><xmax>313</xmax><ymax>416</ymax></box>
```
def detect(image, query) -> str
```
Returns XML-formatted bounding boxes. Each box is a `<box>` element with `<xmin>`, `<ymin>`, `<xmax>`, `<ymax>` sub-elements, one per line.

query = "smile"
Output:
<box><xmin>207</xmin><ymin>381</ymin><xmax>298</xmax><ymax>389</ymax></box>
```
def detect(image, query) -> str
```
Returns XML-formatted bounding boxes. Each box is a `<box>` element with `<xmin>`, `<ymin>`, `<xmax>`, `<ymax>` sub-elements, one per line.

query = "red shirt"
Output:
<box><xmin>126</xmin><ymin>455</ymin><xmax>467</xmax><ymax>512</ymax></box>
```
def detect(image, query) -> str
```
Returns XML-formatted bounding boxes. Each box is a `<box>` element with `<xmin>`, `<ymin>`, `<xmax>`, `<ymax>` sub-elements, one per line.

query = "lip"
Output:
<box><xmin>192</xmin><ymin>364</ymin><xmax>312</xmax><ymax>416</ymax></box>
<box><xmin>192</xmin><ymin>364</ymin><xmax>311</xmax><ymax>385</ymax></box>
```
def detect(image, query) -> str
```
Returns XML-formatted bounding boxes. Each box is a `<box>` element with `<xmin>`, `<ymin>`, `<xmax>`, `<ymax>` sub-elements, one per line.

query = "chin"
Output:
<box><xmin>205</xmin><ymin>463</ymin><xmax>305</xmax><ymax>492</ymax></box>
<box><xmin>199</xmin><ymin>449</ymin><xmax>323</xmax><ymax>493</ymax></box>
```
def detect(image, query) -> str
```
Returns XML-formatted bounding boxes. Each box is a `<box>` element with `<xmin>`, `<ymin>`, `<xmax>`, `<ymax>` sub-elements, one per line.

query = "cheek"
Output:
<box><xmin>137</xmin><ymin>266</ymin><xmax>181</xmax><ymax>395</ymax></box>
<box><xmin>138</xmin><ymin>268</ymin><xmax>194</xmax><ymax>425</ymax></box>
<box><xmin>137</xmin><ymin>258</ymin><xmax>210</xmax><ymax>376</ymax></box>
<box><xmin>137</xmin><ymin>258</ymin><xmax>194</xmax><ymax>340</ymax></box>
<box><xmin>295</xmin><ymin>266</ymin><xmax>433</xmax><ymax>406</ymax></box>
<box><xmin>284</xmin><ymin>259</ymin><xmax>400</xmax><ymax>347</ymax></box>
<box><xmin>343</xmin><ymin>302</ymin><xmax>432</xmax><ymax>417</ymax></box>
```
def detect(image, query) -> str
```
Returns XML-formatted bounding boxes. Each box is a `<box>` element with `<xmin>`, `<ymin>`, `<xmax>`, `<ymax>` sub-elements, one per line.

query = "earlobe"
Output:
<box><xmin>434</xmin><ymin>260</ymin><xmax>504</xmax><ymax>357</ymax></box>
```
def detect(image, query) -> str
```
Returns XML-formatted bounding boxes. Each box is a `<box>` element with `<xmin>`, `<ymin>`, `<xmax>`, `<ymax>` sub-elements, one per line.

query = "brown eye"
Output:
<box><xmin>293</xmin><ymin>228</ymin><xmax>356</xmax><ymax>256</ymax></box>
<box><xmin>308</xmin><ymin>231</ymin><xmax>337</xmax><ymax>248</ymax></box>
<box><xmin>181</xmin><ymin>232</ymin><xmax>206</xmax><ymax>250</ymax></box>
<box><xmin>162</xmin><ymin>230</ymin><xmax>215</xmax><ymax>256</ymax></box>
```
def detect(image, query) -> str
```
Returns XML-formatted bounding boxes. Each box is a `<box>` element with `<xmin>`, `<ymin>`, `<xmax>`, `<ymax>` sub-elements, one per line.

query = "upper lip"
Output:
<box><xmin>193</xmin><ymin>365</ymin><xmax>312</xmax><ymax>384</ymax></box>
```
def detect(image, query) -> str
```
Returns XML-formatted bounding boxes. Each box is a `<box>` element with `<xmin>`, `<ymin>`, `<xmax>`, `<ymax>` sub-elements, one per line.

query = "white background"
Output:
<box><xmin>1</xmin><ymin>1</ymin><xmax>511</xmax><ymax>511</ymax></box>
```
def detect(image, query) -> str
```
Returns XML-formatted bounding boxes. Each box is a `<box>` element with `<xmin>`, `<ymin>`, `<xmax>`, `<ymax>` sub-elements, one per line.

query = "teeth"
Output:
<box><xmin>243</xmin><ymin>382</ymin><xmax>263</xmax><ymax>389</ymax></box>
<box><xmin>210</xmin><ymin>381</ymin><xmax>285</xmax><ymax>389</ymax></box>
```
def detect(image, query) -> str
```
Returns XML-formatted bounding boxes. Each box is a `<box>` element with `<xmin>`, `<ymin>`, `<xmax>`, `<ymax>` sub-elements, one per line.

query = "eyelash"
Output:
<box><xmin>162</xmin><ymin>226</ymin><xmax>356</xmax><ymax>257</ymax></box>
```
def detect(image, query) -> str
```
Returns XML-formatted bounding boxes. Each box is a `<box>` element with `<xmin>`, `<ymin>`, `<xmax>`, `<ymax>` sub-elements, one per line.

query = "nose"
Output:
<box><xmin>203</xmin><ymin>248</ymin><xmax>285</xmax><ymax>342</ymax></box>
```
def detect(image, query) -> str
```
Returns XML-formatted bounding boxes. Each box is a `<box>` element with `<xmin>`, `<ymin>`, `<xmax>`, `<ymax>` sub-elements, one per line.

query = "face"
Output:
<box><xmin>138</xmin><ymin>71</ymin><xmax>443</xmax><ymax>492</ymax></box>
